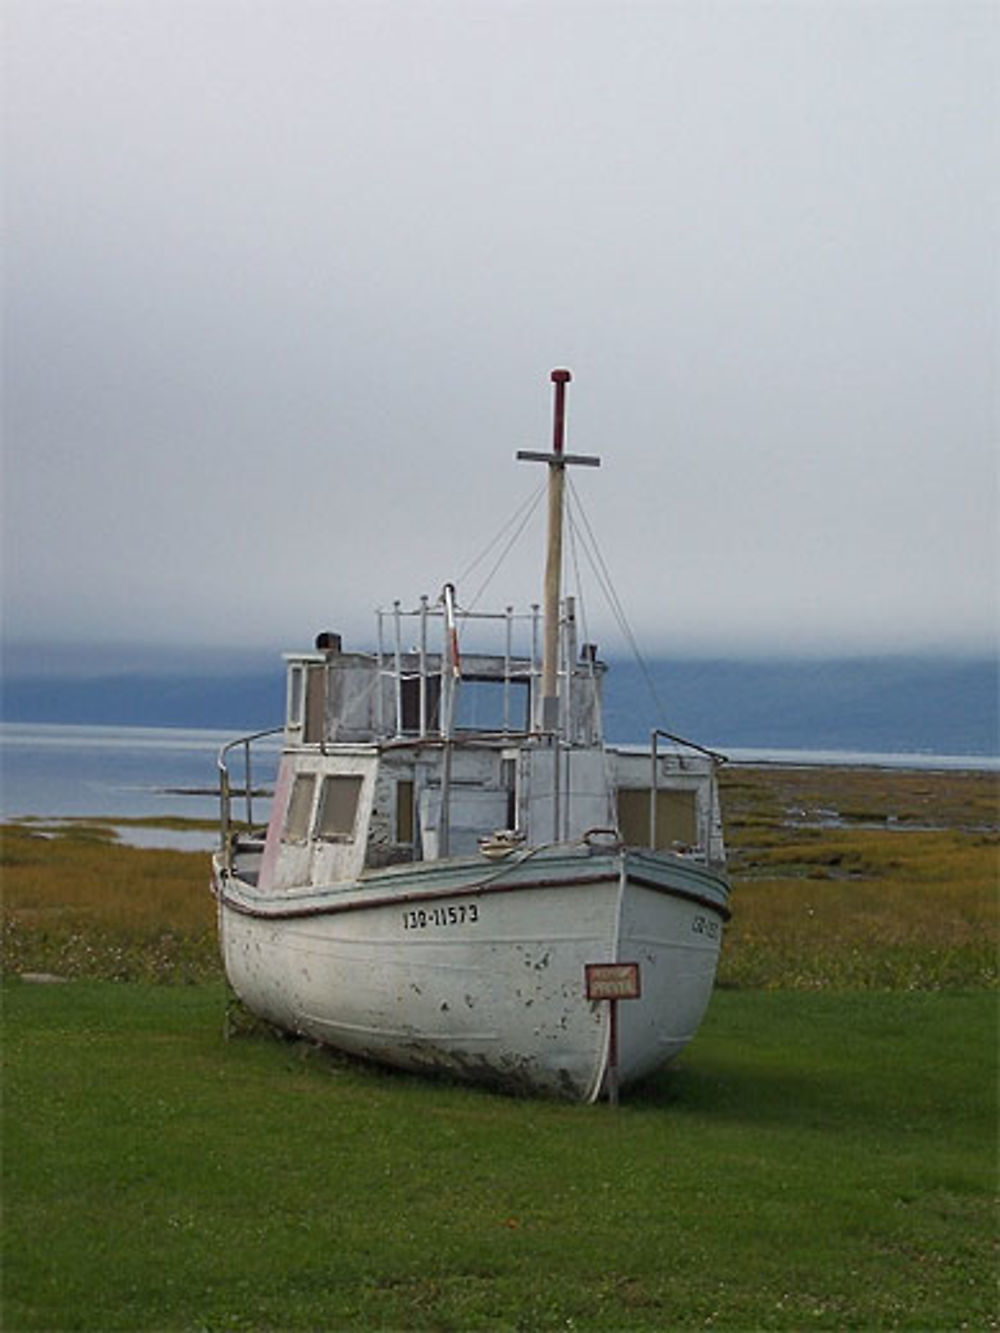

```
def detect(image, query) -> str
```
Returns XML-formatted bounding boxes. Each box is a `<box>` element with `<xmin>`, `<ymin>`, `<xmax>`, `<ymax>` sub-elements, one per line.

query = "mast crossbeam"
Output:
<box><xmin>516</xmin><ymin>450</ymin><xmax>601</xmax><ymax>467</ymax></box>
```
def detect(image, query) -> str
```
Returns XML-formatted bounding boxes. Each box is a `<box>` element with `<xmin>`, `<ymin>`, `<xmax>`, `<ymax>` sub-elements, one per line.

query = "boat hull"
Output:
<box><xmin>212</xmin><ymin>844</ymin><xmax>729</xmax><ymax>1102</ymax></box>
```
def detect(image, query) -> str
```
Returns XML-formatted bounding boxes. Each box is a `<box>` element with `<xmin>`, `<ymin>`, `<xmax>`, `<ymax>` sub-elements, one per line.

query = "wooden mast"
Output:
<box><xmin>517</xmin><ymin>369</ymin><xmax>600</xmax><ymax>732</ymax></box>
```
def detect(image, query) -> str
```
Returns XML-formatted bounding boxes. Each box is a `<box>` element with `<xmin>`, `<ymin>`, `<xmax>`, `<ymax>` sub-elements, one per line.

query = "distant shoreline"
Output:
<box><xmin>2</xmin><ymin>719</ymin><xmax>997</xmax><ymax>769</ymax></box>
<box><xmin>2</xmin><ymin>654</ymin><xmax>997</xmax><ymax>757</ymax></box>
<box><xmin>721</xmin><ymin>749</ymin><xmax>999</xmax><ymax>773</ymax></box>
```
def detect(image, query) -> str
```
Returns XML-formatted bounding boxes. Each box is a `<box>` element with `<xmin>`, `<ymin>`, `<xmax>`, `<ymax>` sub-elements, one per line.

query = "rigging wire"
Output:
<box><xmin>565</xmin><ymin>498</ymin><xmax>618</xmax><ymax>828</ymax></box>
<box><xmin>461</xmin><ymin>481</ymin><xmax>546</xmax><ymax>611</ymax></box>
<box><xmin>439</xmin><ymin>462</ymin><xmax>678</xmax><ymax>742</ymax></box>
<box><xmin>566</xmin><ymin>506</ymin><xmax>600</xmax><ymax>699</ymax></box>
<box><xmin>566</xmin><ymin>476</ymin><xmax>673</xmax><ymax>729</ymax></box>
<box><xmin>564</xmin><ymin>502</ymin><xmax>591</xmax><ymax>647</ymax></box>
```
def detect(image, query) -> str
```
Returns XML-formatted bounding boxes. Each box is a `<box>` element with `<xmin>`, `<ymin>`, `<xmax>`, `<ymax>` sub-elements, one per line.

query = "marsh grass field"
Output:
<box><xmin>2</xmin><ymin>765</ymin><xmax>998</xmax><ymax>1331</ymax></box>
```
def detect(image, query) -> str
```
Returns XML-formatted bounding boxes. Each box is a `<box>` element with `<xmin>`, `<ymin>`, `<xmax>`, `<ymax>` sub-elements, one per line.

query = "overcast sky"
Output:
<box><xmin>3</xmin><ymin>0</ymin><xmax>997</xmax><ymax>668</ymax></box>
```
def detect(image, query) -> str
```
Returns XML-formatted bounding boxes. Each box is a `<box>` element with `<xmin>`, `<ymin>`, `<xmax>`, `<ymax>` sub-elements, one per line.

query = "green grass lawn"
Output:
<box><xmin>3</xmin><ymin>766</ymin><xmax>997</xmax><ymax>1330</ymax></box>
<box><xmin>3</xmin><ymin>980</ymin><xmax>996</xmax><ymax>1331</ymax></box>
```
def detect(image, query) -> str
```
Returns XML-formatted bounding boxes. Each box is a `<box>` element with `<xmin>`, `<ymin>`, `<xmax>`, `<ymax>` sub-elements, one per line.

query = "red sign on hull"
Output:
<box><xmin>585</xmin><ymin>962</ymin><xmax>641</xmax><ymax>1001</ymax></box>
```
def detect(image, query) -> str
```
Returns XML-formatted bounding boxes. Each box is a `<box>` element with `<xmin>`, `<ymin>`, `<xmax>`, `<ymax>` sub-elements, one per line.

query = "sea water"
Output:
<box><xmin>1</xmin><ymin>721</ymin><xmax>995</xmax><ymax>844</ymax></box>
<box><xmin>0</xmin><ymin>723</ymin><xmax>281</xmax><ymax>848</ymax></box>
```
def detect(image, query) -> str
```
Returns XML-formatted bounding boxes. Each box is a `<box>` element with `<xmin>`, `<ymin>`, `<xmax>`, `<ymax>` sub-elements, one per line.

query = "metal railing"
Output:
<box><xmin>649</xmin><ymin>728</ymin><xmax>727</xmax><ymax>856</ymax></box>
<box><xmin>217</xmin><ymin>727</ymin><xmax>283</xmax><ymax>867</ymax></box>
<box><xmin>376</xmin><ymin>596</ymin><xmax>543</xmax><ymax>739</ymax></box>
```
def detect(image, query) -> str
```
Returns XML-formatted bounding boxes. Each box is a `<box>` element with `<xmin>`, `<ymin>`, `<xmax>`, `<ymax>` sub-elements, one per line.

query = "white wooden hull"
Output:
<box><xmin>212</xmin><ymin>844</ymin><xmax>729</xmax><ymax>1102</ymax></box>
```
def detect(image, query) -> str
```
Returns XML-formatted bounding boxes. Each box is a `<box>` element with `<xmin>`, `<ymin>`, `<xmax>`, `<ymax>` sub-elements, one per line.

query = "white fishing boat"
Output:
<box><xmin>211</xmin><ymin>370</ymin><xmax>730</xmax><ymax>1102</ymax></box>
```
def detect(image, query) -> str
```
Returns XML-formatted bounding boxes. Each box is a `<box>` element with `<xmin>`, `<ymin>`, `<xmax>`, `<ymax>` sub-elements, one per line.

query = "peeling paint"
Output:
<box><xmin>216</xmin><ymin>814</ymin><xmax>729</xmax><ymax>1100</ymax></box>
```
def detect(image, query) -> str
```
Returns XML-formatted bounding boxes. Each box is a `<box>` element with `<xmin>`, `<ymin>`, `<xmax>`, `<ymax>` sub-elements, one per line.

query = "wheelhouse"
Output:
<box><xmin>219</xmin><ymin>595</ymin><xmax>725</xmax><ymax>893</ymax></box>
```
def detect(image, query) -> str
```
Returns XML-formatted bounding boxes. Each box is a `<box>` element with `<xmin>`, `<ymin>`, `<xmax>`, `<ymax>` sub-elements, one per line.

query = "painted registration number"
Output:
<box><xmin>402</xmin><ymin>902</ymin><xmax>480</xmax><ymax>930</ymax></box>
<box><xmin>691</xmin><ymin>913</ymin><xmax>720</xmax><ymax>940</ymax></box>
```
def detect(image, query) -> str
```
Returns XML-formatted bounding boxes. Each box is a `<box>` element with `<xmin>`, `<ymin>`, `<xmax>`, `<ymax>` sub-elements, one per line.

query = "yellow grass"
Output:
<box><xmin>1</xmin><ymin>824</ymin><xmax>214</xmax><ymax>981</ymax></box>
<box><xmin>718</xmin><ymin>766</ymin><xmax>999</xmax><ymax>989</ymax></box>
<box><xmin>2</xmin><ymin>764</ymin><xmax>998</xmax><ymax>989</ymax></box>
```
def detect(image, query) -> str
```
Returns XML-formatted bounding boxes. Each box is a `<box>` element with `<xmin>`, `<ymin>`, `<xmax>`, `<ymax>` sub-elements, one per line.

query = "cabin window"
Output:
<box><xmin>617</xmin><ymin>788</ymin><xmax>698</xmax><ymax>850</ymax></box>
<box><xmin>283</xmin><ymin>773</ymin><xmax>316</xmax><ymax>843</ymax></box>
<box><xmin>455</xmin><ymin>677</ymin><xmax>530</xmax><ymax>732</ymax></box>
<box><xmin>501</xmin><ymin>757</ymin><xmax>517</xmax><ymax>829</ymax></box>
<box><xmin>396</xmin><ymin>779</ymin><xmax>414</xmax><ymax>844</ymax></box>
<box><xmin>304</xmin><ymin>665</ymin><xmax>326</xmax><ymax>743</ymax></box>
<box><xmin>400</xmin><ymin>675</ymin><xmax>442</xmax><ymax>733</ymax></box>
<box><xmin>316</xmin><ymin>774</ymin><xmax>364</xmax><ymax>840</ymax></box>
<box><xmin>287</xmin><ymin>666</ymin><xmax>304</xmax><ymax>730</ymax></box>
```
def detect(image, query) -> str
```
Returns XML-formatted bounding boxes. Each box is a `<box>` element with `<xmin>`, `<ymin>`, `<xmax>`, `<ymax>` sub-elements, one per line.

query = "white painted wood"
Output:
<box><xmin>214</xmin><ymin>842</ymin><xmax>728</xmax><ymax>1101</ymax></box>
<box><xmin>212</xmin><ymin>382</ymin><xmax>730</xmax><ymax>1099</ymax></box>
